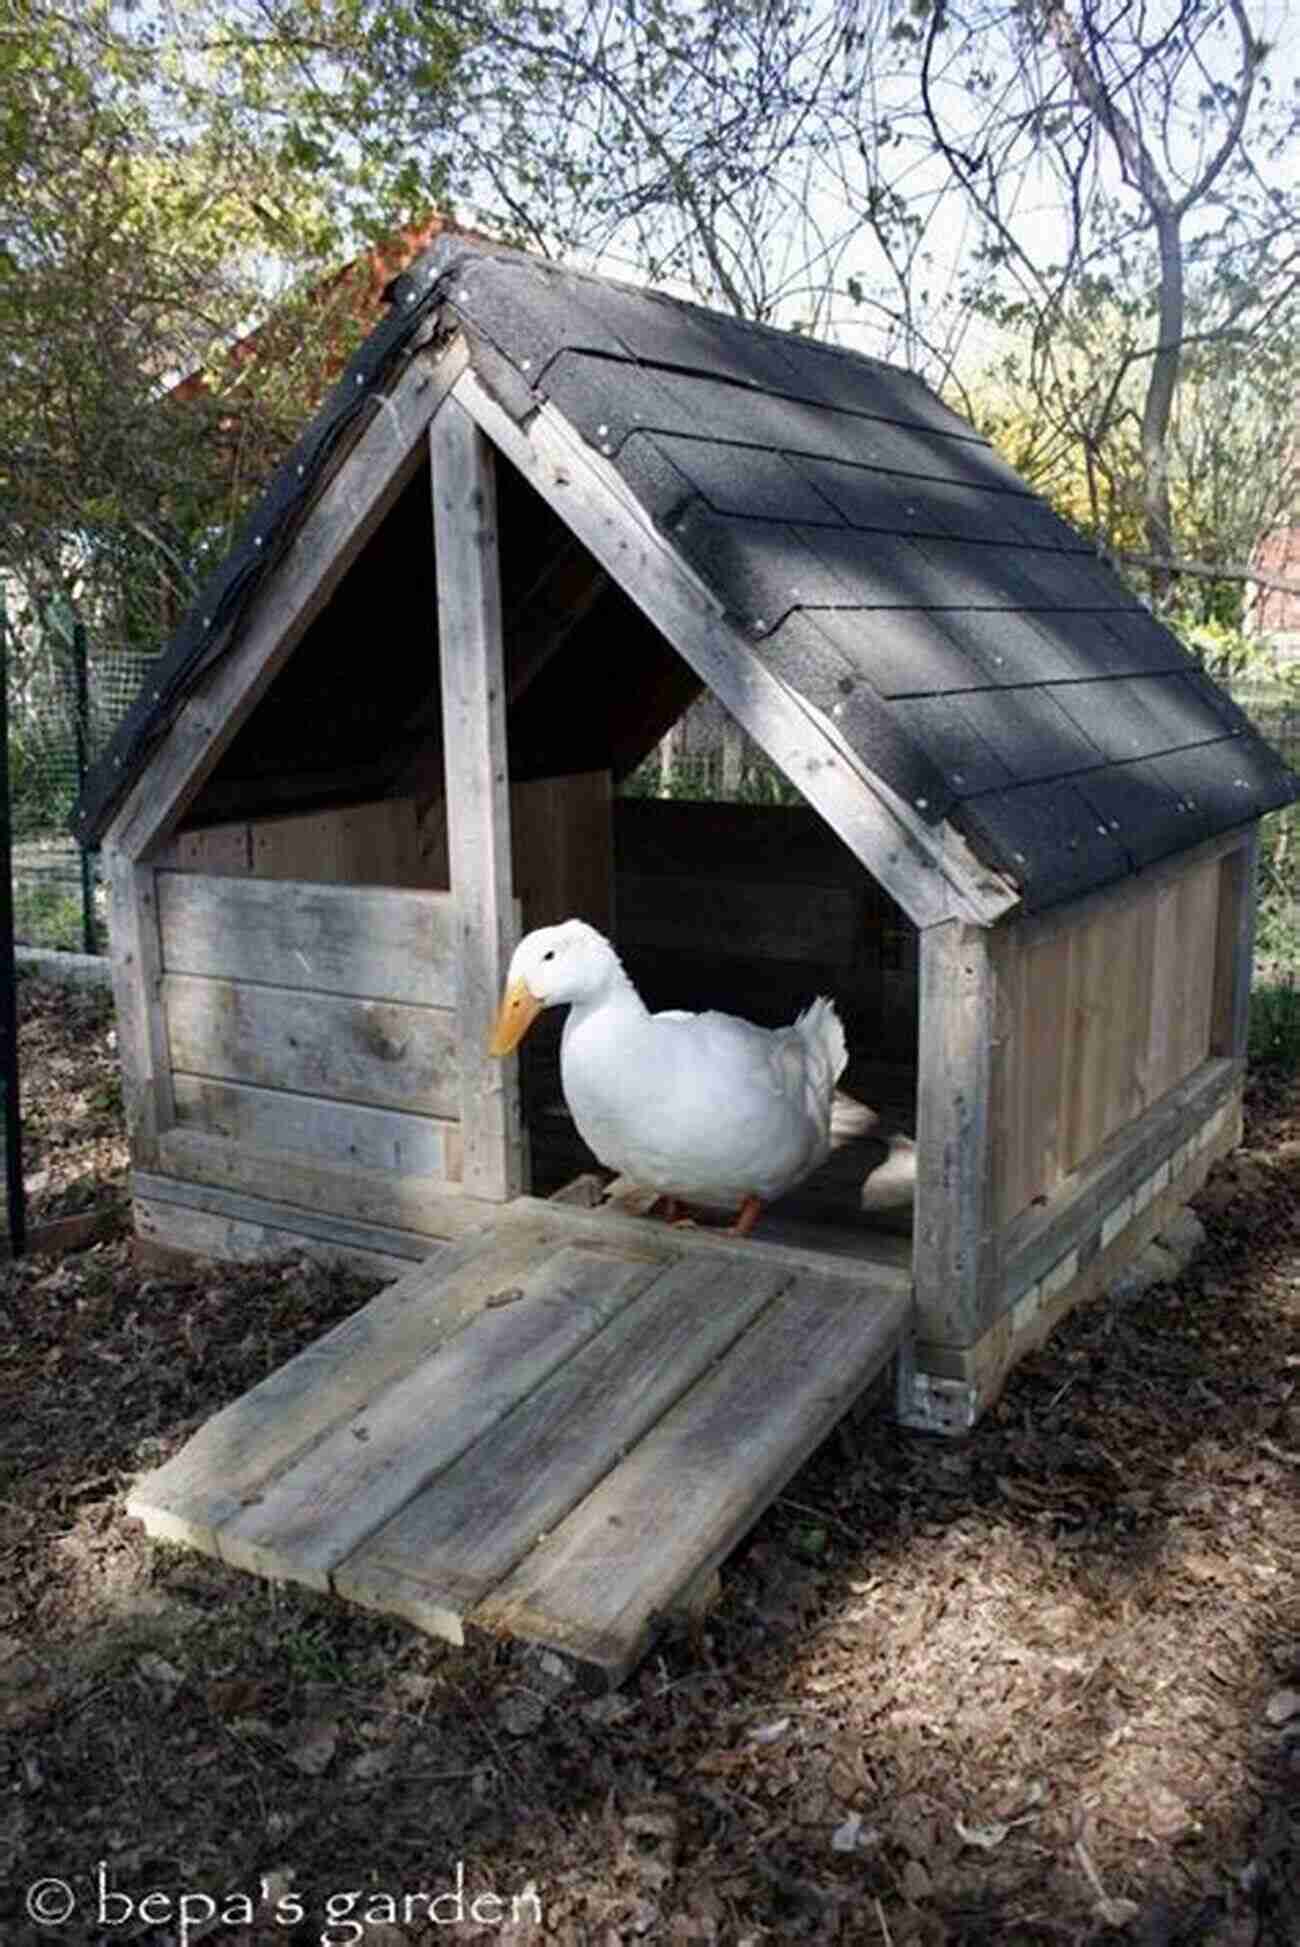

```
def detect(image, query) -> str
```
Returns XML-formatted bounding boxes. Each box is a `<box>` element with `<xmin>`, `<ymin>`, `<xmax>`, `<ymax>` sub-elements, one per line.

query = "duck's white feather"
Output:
<box><xmin>499</xmin><ymin>919</ymin><xmax>847</xmax><ymax>1208</ymax></box>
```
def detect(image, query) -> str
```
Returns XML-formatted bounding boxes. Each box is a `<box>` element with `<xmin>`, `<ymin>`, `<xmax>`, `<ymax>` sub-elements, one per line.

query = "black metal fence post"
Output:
<box><xmin>71</xmin><ymin>621</ymin><xmax>96</xmax><ymax>954</ymax></box>
<box><xmin>0</xmin><ymin>597</ymin><xmax>27</xmax><ymax>1257</ymax></box>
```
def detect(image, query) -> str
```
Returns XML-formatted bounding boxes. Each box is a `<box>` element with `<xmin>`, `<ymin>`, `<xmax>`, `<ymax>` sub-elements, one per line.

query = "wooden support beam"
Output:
<box><xmin>431</xmin><ymin>396</ymin><xmax>523</xmax><ymax>1201</ymax></box>
<box><xmin>104</xmin><ymin>849</ymin><xmax>174</xmax><ymax>1168</ymax></box>
<box><xmin>504</xmin><ymin>538</ymin><xmax>610</xmax><ymax>704</ymax></box>
<box><xmin>392</xmin><ymin>537</ymin><xmax>611</xmax><ymax>806</ymax></box>
<box><xmin>913</xmin><ymin>919</ymin><xmax>997</xmax><ymax>1346</ymax></box>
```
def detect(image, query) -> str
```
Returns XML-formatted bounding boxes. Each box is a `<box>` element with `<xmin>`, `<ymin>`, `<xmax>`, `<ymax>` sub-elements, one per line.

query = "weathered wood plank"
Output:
<box><xmin>993</xmin><ymin>842</ymin><xmax>1230</xmax><ymax>1229</ymax></box>
<box><xmin>125</xmin><ymin>1211</ymin><xmax>564</xmax><ymax>1549</ymax></box>
<box><xmin>134</xmin><ymin>1167</ymin><xmax>444</xmax><ymax>1262</ymax></box>
<box><xmin>335</xmin><ymin>1252</ymin><xmax>794</xmax><ymax>1638</ymax></box>
<box><xmin>1179</xmin><ymin>858</ymin><xmax>1221</xmax><ymax>1082</ymax></box>
<box><xmin>511</xmin><ymin>772</ymin><xmax>615</xmax><ymax>935</ymax></box>
<box><xmin>1061</xmin><ymin>906</ymin><xmax>1111</xmax><ymax>1174</ymax></box>
<box><xmin>1145</xmin><ymin>874</ymin><xmax>1181</xmax><ymax>1103</ymax></box>
<box><xmin>132</xmin><ymin>1196</ymin><xmax>412</xmax><ymax>1284</ymax></box>
<box><xmin>1210</xmin><ymin>831</ymin><xmax>1258</xmax><ymax>1058</ymax></box>
<box><xmin>1098</xmin><ymin>891</ymin><xmax>1145</xmax><ymax>1148</ymax></box>
<box><xmin>218</xmin><ymin>1240</ymin><xmax>670</xmax><ymax>1590</ymax></box>
<box><xmin>158</xmin><ymin>1128</ymin><xmax>466</xmax><ymax>1241</ymax></box>
<box><xmin>913</xmin><ymin>920</ymin><xmax>997</xmax><ymax>1344</ymax></box>
<box><xmin>418</xmin><ymin>772</ymin><xmax>615</xmax><ymax>935</ymax></box>
<box><xmin>455</xmin><ymin>369</ymin><xmax>1018</xmax><ymax>930</ymax></box>
<box><xmin>153</xmin><ymin>798</ymin><xmax>434</xmax><ymax>887</ymax></box>
<box><xmin>104</xmin><ymin>851</ymin><xmax>174</xmax><ymax>1167</ymax></box>
<box><xmin>248</xmin><ymin>799</ymin><xmax>428</xmax><ymax>888</ymax></box>
<box><xmin>1129</xmin><ymin>883</ymin><xmax>1159</xmax><ymax>1112</ymax></box>
<box><xmin>989</xmin><ymin>922</ymin><xmax>1027</xmax><ymax>1229</ymax></box>
<box><xmin>919</xmin><ymin>1097</ymin><xmax>1238</xmax><ymax>1415</ymax></box>
<box><xmin>153</xmin><ymin>822</ymin><xmax>253</xmax><ymax>877</ymax></box>
<box><xmin>1019</xmin><ymin>928</ymin><xmax>1070</xmax><ymax>1206</ymax></box>
<box><xmin>162</xmin><ymin>973</ymin><xmax>459</xmax><ymax>1116</ymax></box>
<box><xmin>475</xmin><ymin>1267</ymin><xmax>910</xmax><ymax>1682</ymax></box>
<box><xmin>158</xmin><ymin>873</ymin><xmax>457</xmax><ymax>1005</ymax></box>
<box><xmin>106</xmin><ymin>337</ymin><xmax>469</xmax><ymax>863</ymax></box>
<box><xmin>997</xmin><ymin>1053</ymin><xmax>1241</xmax><ymax>1314</ymax></box>
<box><xmin>495</xmin><ymin>1194</ymin><xmax>915</xmax><ymax>1286</ymax></box>
<box><xmin>171</xmin><ymin>1075</ymin><xmax>461</xmax><ymax>1181</ymax></box>
<box><xmin>432</xmin><ymin>395</ymin><xmax>523</xmax><ymax>1200</ymax></box>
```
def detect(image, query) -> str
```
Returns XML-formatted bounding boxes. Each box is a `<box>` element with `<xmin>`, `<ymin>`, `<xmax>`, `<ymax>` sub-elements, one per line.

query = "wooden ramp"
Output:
<box><xmin>128</xmin><ymin>1200</ymin><xmax>911</xmax><ymax>1685</ymax></box>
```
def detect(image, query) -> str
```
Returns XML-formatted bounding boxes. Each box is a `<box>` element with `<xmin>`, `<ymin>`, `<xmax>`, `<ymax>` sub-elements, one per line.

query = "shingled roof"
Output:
<box><xmin>77</xmin><ymin>239</ymin><xmax>1298</xmax><ymax>914</ymax></box>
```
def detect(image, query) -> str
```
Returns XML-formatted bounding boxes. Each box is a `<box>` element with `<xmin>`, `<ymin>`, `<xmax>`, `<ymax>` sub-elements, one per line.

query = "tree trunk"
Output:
<box><xmin>1140</xmin><ymin>208</ymin><xmax>1185</xmax><ymax>605</ymax></box>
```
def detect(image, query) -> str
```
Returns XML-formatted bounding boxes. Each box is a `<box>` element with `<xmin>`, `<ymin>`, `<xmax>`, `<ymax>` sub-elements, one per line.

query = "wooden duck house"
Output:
<box><xmin>78</xmin><ymin>241</ymin><xmax>1298</xmax><ymax>1680</ymax></box>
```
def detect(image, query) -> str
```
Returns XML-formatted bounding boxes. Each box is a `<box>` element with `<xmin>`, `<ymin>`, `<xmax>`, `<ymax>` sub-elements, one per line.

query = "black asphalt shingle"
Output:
<box><xmin>788</xmin><ymin>609</ymin><xmax>986</xmax><ymax>700</ymax></box>
<box><xmin>959</xmin><ymin>780</ymin><xmax>1133</xmax><ymax>909</ymax></box>
<box><xmin>75</xmin><ymin>238</ymin><xmax>1298</xmax><ymax>914</ymax></box>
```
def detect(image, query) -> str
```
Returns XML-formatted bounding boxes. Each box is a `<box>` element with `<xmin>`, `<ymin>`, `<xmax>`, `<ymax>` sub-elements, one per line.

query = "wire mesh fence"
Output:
<box><xmin>3</xmin><ymin>601</ymin><xmax>158</xmax><ymax>954</ymax></box>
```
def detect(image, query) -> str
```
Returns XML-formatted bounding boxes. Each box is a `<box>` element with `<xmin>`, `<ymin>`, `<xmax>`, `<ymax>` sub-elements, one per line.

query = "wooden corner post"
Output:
<box><xmin>1210</xmin><ymin>826</ymin><xmax>1259</xmax><ymax>1061</ymax></box>
<box><xmin>431</xmin><ymin>398</ymin><xmax>523</xmax><ymax>1202</ymax></box>
<box><xmin>103</xmin><ymin>848</ymin><xmax>174</xmax><ymax>1171</ymax></box>
<box><xmin>913</xmin><ymin>919</ymin><xmax>998</xmax><ymax>1352</ymax></box>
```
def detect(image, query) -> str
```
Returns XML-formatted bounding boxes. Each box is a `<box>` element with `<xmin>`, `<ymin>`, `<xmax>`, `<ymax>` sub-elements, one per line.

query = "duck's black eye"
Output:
<box><xmin>542</xmin><ymin>949</ymin><xmax>556</xmax><ymax>962</ymax></box>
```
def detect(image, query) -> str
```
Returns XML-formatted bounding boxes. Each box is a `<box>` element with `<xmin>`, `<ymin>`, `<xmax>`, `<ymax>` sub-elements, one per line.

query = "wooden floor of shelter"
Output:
<box><xmin>128</xmin><ymin>1198</ymin><xmax>912</xmax><ymax>1685</ymax></box>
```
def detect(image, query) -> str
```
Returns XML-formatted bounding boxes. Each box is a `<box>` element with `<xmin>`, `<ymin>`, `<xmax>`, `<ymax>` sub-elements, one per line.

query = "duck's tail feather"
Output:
<box><xmin>795</xmin><ymin>996</ymin><xmax>848</xmax><ymax>1093</ymax></box>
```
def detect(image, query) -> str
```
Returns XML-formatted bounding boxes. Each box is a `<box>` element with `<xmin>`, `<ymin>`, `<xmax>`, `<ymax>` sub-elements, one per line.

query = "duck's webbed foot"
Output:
<box><xmin>729</xmin><ymin>1196</ymin><xmax>764</xmax><ymax>1237</ymax></box>
<box><xmin>649</xmin><ymin>1195</ymin><xmax>696</xmax><ymax>1226</ymax></box>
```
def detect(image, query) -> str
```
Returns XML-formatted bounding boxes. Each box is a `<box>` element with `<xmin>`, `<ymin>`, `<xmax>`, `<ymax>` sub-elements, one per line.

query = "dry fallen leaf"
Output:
<box><xmin>901</xmin><ymin>1859</ymin><xmax>932</xmax><ymax>1902</ymax></box>
<box><xmin>497</xmin><ymin>1688</ymin><xmax>548</xmax><ymax>1736</ymax></box>
<box><xmin>831</xmin><ymin>1812</ymin><xmax>864</xmax><ymax>1853</ymax></box>
<box><xmin>955</xmin><ymin>1816</ymin><xmax>1011</xmax><ymax>1851</ymax></box>
<box><xmin>285</xmin><ymin>1714</ymin><xmax>340</xmax><ymax>1776</ymax></box>
<box><xmin>1264</xmin><ymin>1687</ymin><xmax>1300</xmax><ymax>1725</ymax></box>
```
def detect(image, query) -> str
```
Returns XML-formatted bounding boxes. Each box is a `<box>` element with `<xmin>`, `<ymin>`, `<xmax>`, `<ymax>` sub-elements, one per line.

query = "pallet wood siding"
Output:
<box><xmin>990</xmin><ymin>848</ymin><xmax>1227</xmax><ymax>1230</ymax></box>
<box><xmin>612</xmin><ymin>799</ymin><xmax>918</xmax><ymax>1047</ymax></box>
<box><xmin>417</xmin><ymin>770</ymin><xmax>614</xmax><ymax>934</ymax></box>
<box><xmin>908</xmin><ymin>1072</ymin><xmax>1240</xmax><ymax>1428</ymax></box>
<box><xmin>154</xmin><ymin>797</ymin><xmax>433</xmax><ymax>886</ymax></box>
<box><xmin>154</xmin><ymin>871</ymin><xmax>466</xmax><ymax>1237</ymax></box>
<box><xmin>158</xmin><ymin>773</ymin><xmax>613</xmax><ymax>934</ymax></box>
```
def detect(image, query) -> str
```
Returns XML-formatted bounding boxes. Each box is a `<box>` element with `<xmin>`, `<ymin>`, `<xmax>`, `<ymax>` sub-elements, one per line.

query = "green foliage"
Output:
<box><xmin>967</xmin><ymin>292</ymin><xmax>1300</xmax><ymax>607</ymax></box>
<box><xmin>1173</xmin><ymin>618</ymin><xmax>1300</xmax><ymax>690</ymax></box>
<box><xmin>619</xmin><ymin>749</ymin><xmax>803</xmax><ymax>806</ymax></box>
<box><xmin>1</xmin><ymin>0</ymin><xmax>463</xmax><ymax>662</ymax></box>
<box><xmin>1249</xmin><ymin>978</ymin><xmax>1300</xmax><ymax>1073</ymax></box>
<box><xmin>12</xmin><ymin>874</ymin><xmax>87</xmax><ymax>954</ymax></box>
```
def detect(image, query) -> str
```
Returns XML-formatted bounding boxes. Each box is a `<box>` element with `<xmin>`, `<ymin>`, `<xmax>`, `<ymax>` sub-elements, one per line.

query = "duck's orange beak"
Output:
<box><xmin>488</xmin><ymin>977</ymin><xmax>543</xmax><ymax>1056</ymax></box>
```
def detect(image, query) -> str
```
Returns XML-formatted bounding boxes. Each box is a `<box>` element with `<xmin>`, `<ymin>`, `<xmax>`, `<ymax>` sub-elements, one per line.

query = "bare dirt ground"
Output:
<box><xmin>2</xmin><ymin>973</ymin><xmax>1298</xmax><ymax>1946</ymax></box>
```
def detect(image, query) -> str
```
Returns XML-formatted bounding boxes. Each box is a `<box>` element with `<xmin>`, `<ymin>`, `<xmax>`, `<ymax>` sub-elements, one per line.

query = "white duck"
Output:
<box><xmin>488</xmin><ymin>919</ymin><xmax>847</xmax><ymax>1234</ymax></box>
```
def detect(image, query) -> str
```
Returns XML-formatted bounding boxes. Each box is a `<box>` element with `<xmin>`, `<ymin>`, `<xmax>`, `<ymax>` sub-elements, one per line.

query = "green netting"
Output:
<box><xmin>5</xmin><ymin>609</ymin><xmax>158</xmax><ymax>953</ymax></box>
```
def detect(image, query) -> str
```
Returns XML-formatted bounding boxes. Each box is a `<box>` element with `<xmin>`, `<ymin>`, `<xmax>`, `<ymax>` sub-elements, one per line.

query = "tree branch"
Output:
<box><xmin>1115</xmin><ymin>551</ymin><xmax>1300</xmax><ymax>601</ymax></box>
